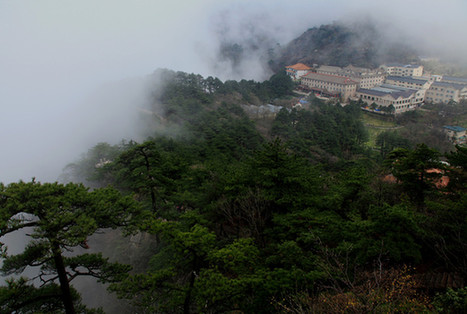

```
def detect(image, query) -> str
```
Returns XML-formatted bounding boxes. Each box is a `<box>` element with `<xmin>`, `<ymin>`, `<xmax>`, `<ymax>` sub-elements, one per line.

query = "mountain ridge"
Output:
<box><xmin>269</xmin><ymin>21</ymin><xmax>420</xmax><ymax>71</ymax></box>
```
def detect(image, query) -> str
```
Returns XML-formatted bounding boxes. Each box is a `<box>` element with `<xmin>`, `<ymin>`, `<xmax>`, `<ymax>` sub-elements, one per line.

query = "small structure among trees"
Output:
<box><xmin>443</xmin><ymin>125</ymin><xmax>467</xmax><ymax>144</ymax></box>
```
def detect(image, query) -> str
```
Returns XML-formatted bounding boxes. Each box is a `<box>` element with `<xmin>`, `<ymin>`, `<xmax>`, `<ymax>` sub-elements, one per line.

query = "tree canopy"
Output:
<box><xmin>0</xmin><ymin>180</ymin><xmax>142</xmax><ymax>313</ymax></box>
<box><xmin>1</xmin><ymin>68</ymin><xmax>467</xmax><ymax>313</ymax></box>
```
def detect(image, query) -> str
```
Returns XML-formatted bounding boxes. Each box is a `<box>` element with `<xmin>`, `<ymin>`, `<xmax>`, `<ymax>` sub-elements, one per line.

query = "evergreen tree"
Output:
<box><xmin>384</xmin><ymin>144</ymin><xmax>444</xmax><ymax>208</ymax></box>
<box><xmin>0</xmin><ymin>180</ymin><xmax>141</xmax><ymax>313</ymax></box>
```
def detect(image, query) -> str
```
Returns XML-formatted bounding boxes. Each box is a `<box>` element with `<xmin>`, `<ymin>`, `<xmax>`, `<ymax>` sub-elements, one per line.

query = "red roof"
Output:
<box><xmin>286</xmin><ymin>63</ymin><xmax>311</xmax><ymax>71</ymax></box>
<box><xmin>382</xmin><ymin>169</ymin><xmax>449</xmax><ymax>189</ymax></box>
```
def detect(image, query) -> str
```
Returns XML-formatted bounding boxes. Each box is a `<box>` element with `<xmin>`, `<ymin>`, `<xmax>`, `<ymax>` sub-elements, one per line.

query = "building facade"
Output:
<box><xmin>425</xmin><ymin>82</ymin><xmax>467</xmax><ymax>103</ymax></box>
<box><xmin>316</xmin><ymin>65</ymin><xmax>385</xmax><ymax>89</ymax></box>
<box><xmin>381</xmin><ymin>64</ymin><xmax>424</xmax><ymax>77</ymax></box>
<box><xmin>353</xmin><ymin>74</ymin><xmax>387</xmax><ymax>89</ymax></box>
<box><xmin>357</xmin><ymin>85</ymin><xmax>424</xmax><ymax>114</ymax></box>
<box><xmin>385</xmin><ymin>76</ymin><xmax>432</xmax><ymax>90</ymax></box>
<box><xmin>300</xmin><ymin>72</ymin><xmax>358</xmax><ymax>101</ymax></box>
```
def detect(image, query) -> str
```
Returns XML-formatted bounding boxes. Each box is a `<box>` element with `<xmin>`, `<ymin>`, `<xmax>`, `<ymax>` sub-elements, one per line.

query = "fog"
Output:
<box><xmin>1</xmin><ymin>0</ymin><xmax>467</xmax><ymax>183</ymax></box>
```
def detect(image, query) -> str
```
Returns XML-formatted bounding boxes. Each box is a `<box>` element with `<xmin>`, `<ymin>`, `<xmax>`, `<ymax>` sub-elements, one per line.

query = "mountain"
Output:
<box><xmin>270</xmin><ymin>22</ymin><xmax>420</xmax><ymax>70</ymax></box>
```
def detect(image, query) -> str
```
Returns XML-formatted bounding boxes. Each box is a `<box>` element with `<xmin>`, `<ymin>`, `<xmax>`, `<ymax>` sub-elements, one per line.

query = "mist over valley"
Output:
<box><xmin>2</xmin><ymin>0</ymin><xmax>467</xmax><ymax>183</ymax></box>
<box><xmin>1</xmin><ymin>1</ymin><xmax>467</xmax><ymax>313</ymax></box>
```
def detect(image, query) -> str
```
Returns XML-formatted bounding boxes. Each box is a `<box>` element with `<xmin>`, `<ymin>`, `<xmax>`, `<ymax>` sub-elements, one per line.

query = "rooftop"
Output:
<box><xmin>357</xmin><ymin>85</ymin><xmax>417</xmax><ymax>99</ymax></box>
<box><xmin>386</xmin><ymin>76</ymin><xmax>429</xmax><ymax>84</ymax></box>
<box><xmin>344</xmin><ymin>65</ymin><xmax>373</xmax><ymax>73</ymax></box>
<box><xmin>380</xmin><ymin>84</ymin><xmax>415</xmax><ymax>91</ymax></box>
<box><xmin>357</xmin><ymin>88</ymin><xmax>389</xmax><ymax>97</ymax></box>
<box><xmin>431</xmin><ymin>81</ymin><xmax>467</xmax><ymax>90</ymax></box>
<box><xmin>385</xmin><ymin>63</ymin><xmax>422</xmax><ymax>69</ymax></box>
<box><xmin>443</xmin><ymin>125</ymin><xmax>466</xmax><ymax>132</ymax></box>
<box><xmin>442</xmin><ymin>76</ymin><xmax>467</xmax><ymax>84</ymax></box>
<box><xmin>317</xmin><ymin>64</ymin><xmax>381</xmax><ymax>77</ymax></box>
<box><xmin>285</xmin><ymin>63</ymin><xmax>311</xmax><ymax>71</ymax></box>
<box><xmin>302</xmin><ymin>72</ymin><xmax>357</xmax><ymax>85</ymax></box>
<box><xmin>317</xmin><ymin>65</ymin><xmax>342</xmax><ymax>72</ymax></box>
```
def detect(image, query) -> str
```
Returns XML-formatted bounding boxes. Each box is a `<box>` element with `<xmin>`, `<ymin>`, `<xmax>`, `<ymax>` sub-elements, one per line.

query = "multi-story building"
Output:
<box><xmin>415</xmin><ymin>74</ymin><xmax>442</xmax><ymax>82</ymax></box>
<box><xmin>352</xmin><ymin>73</ymin><xmax>387</xmax><ymax>89</ymax></box>
<box><xmin>315</xmin><ymin>65</ymin><xmax>343</xmax><ymax>75</ymax></box>
<box><xmin>385</xmin><ymin>76</ymin><xmax>432</xmax><ymax>90</ymax></box>
<box><xmin>381</xmin><ymin>63</ymin><xmax>424</xmax><ymax>77</ymax></box>
<box><xmin>300</xmin><ymin>72</ymin><xmax>358</xmax><ymax>101</ymax></box>
<box><xmin>316</xmin><ymin>65</ymin><xmax>385</xmax><ymax>89</ymax></box>
<box><xmin>285</xmin><ymin>63</ymin><xmax>312</xmax><ymax>81</ymax></box>
<box><xmin>357</xmin><ymin>84</ymin><xmax>424</xmax><ymax>114</ymax></box>
<box><xmin>441</xmin><ymin>76</ymin><xmax>467</xmax><ymax>85</ymax></box>
<box><xmin>425</xmin><ymin>81</ymin><xmax>467</xmax><ymax>103</ymax></box>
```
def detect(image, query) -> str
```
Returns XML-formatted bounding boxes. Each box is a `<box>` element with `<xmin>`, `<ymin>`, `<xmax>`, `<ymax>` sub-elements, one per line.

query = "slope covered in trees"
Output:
<box><xmin>71</xmin><ymin>138</ymin><xmax>467</xmax><ymax>313</ymax></box>
<box><xmin>1</xmin><ymin>68</ymin><xmax>467</xmax><ymax>313</ymax></box>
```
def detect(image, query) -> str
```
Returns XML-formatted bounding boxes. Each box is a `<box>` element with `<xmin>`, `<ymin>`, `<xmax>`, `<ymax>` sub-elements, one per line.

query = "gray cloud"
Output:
<box><xmin>0</xmin><ymin>0</ymin><xmax>466</xmax><ymax>183</ymax></box>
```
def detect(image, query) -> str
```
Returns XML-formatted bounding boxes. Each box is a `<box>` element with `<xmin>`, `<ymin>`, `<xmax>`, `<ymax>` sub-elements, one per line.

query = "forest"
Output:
<box><xmin>1</xmin><ymin>69</ymin><xmax>467</xmax><ymax>313</ymax></box>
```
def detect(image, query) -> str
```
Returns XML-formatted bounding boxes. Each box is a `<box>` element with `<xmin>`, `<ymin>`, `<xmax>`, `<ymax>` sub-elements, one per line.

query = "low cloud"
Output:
<box><xmin>0</xmin><ymin>0</ymin><xmax>466</xmax><ymax>183</ymax></box>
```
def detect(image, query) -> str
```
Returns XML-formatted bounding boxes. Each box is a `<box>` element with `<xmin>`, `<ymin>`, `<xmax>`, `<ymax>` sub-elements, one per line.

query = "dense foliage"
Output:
<box><xmin>0</xmin><ymin>181</ymin><xmax>142</xmax><ymax>313</ymax></box>
<box><xmin>151</xmin><ymin>68</ymin><xmax>295</xmax><ymax>112</ymax></box>
<box><xmin>271</xmin><ymin>101</ymin><xmax>369</xmax><ymax>160</ymax></box>
<box><xmin>1</xmin><ymin>68</ymin><xmax>467</xmax><ymax>313</ymax></box>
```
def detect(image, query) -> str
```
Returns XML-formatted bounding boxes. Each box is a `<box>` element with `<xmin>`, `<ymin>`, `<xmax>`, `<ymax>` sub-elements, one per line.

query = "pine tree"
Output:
<box><xmin>0</xmin><ymin>180</ymin><xmax>141</xmax><ymax>313</ymax></box>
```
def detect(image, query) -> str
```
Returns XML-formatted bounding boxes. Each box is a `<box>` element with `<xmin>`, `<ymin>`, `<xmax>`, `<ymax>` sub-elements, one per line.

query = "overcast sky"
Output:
<box><xmin>1</xmin><ymin>0</ymin><xmax>466</xmax><ymax>183</ymax></box>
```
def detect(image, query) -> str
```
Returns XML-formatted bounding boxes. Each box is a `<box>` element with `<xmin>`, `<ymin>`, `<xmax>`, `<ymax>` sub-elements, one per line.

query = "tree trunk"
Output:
<box><xmin>51</xmin><ymin>241</ymin><xmax>76</xmax><ymax>314</ymax></box>
<box><xmin>183</xmin><ymin>255</ymin><xmax>198</xmax><ymax>314</ymax></box>
<box><xmin>140</xmin><ymin>146</ymin><xmax>157</xmax><ymax>213</ymax></box>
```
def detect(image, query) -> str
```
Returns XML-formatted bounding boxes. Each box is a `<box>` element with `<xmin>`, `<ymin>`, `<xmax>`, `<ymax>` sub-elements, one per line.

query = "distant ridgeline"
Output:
<box><xmin>270</xmin><ymin>22</ymin><xmax>420</xmax><ymax>71</ymax></box>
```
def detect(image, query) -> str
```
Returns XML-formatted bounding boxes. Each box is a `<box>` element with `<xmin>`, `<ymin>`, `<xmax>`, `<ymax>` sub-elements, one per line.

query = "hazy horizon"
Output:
<box><xmin>1</xmin><ymin>0</ymin><xmax>467</xmax><ymax>183</ymax></box>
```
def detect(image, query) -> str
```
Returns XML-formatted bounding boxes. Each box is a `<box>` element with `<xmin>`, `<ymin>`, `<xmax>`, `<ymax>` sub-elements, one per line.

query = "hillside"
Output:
<box><xmin>271</xmin><ymin>22</ymin><xmax>420</xmax><ymax>70</ymax></box>
<box><xmin>61</xmin><ymin>69</ymin><xmax>467</xmax><ymax>312</ymax></box>
<box><xmin>4</xmin><ymin>63</ymin><xmax>467</xmax><ymax>313</ymax></box>
<box><xmin>5</xmin><ymin>33</ymin><xmax>467</xmax><ymax>314</ymax></box>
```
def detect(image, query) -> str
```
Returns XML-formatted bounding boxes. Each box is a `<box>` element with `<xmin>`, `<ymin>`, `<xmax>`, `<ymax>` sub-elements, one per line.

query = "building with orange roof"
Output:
<box><xmin>285</xmin><ymin>63</ymin><xmax>312</xmax><ymax>81</ymax></box>
<box><xmin>382</xmin><ymin>168</ymin><xmax>449</xmax><ymax>189</ymax></box>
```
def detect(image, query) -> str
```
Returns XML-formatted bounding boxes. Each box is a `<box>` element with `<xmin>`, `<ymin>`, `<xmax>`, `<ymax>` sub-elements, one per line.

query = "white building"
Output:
<box><xmin>425</xmin><ymin>81</ymin><xmax>467</xmax><ymax>104</ymax></box>
<box><xmin>381</xmin><ymin>63</ymin><xmax>424</xmax><ymax>77</ymax></box>
<box><xmin>285</xmin><ymin>63</ymin><xmax>312</xmax><ymax>81</ymax></box>
<box><xmin>385</xmin><ymin>76</ymin><xmax>432</xmax><ymax>91</ymax></box>
<box><xmin>316</xmin><ymin>64</ymin><xmax>385</xmax><ymax>89</ymax></box>
<box><xmin>357</xmin><ymin>84</ymin><xmax>424</xmax><ymax>114</ymax></box>
<box><xmin>301</xmin><ymin>72</ymin><xmax>358</xmax><ymax>101</ymax></box>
